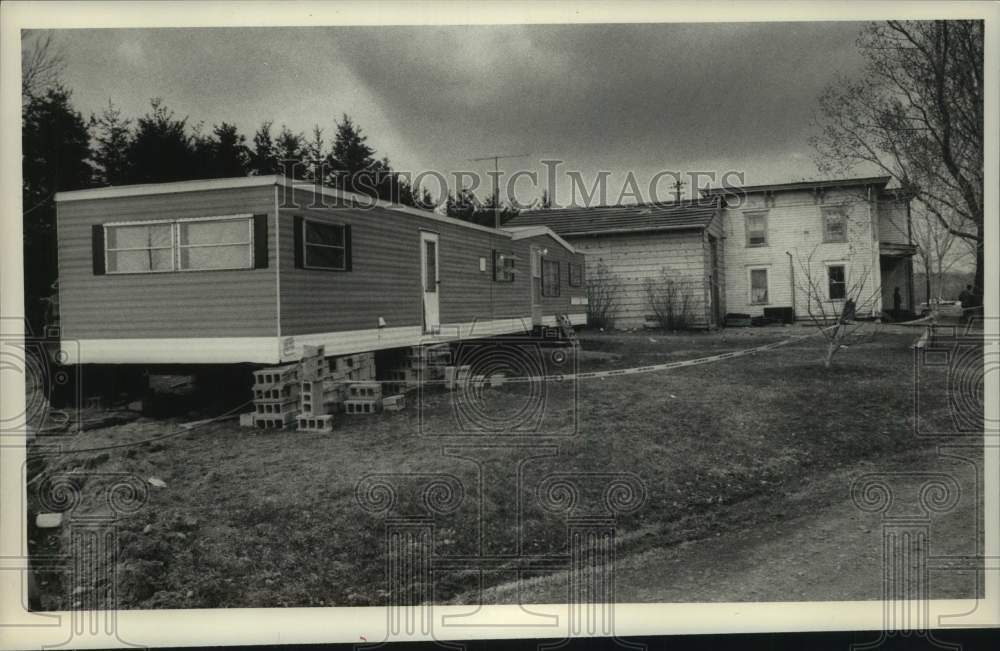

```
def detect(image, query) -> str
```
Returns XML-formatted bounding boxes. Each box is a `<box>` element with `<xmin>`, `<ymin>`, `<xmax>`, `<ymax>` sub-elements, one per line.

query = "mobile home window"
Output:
<box><xmin>493</xmin><ymin>250</ymin><xmax>515</xmax><ymax>282</ymax></box>
<box><xmin>105</xmin><ymin>223</ymin><xmax>174</xmax><ymax>273</ymax></box>
<box><xmin>823</xmin><ymin>207</ymin><xmax>848</xmax><ymax>243</ymax></box>
<box><xmin>749</xmin><ymin>268</ymin><xmax>769</xmax><ymax>304</ymax></box>
<box><xmin>542</xmin><ymin>259</ymin><xmax>561</xmax><ymax>297</ymax></box>
<box><xmin>828</xmin><ymin>264</ymin><xmax>847</xmax><ymax>300</ymax></box>
<box><xmin>177</xmin><ymin>217</ymin><xmax>253</xmax><ymax>270</ymax></box>
<box><xmin>303</xmin><ymin>220</ymin><xmax>347</xmax><ymax>270</ymax></box>
<box><xmin>568</xmin><ymin>262</ymin><xmax>583</xmax><ymax>287</ymax></box>
<box><xmin>745</xmin><ymin>211</ymin><xmax>768</xmax><ymax>247</ymax></box>
<box><xmin>104</xmin><ymin>215</ymin><xmax>254</xmax><ymax>274</ymax></box>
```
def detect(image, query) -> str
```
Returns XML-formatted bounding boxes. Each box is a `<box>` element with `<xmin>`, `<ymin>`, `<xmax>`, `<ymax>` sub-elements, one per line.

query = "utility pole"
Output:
<box><xmin>467</xmin><ymin>153</ymin><xmax>530</xmax><ymax>228</ymax></box>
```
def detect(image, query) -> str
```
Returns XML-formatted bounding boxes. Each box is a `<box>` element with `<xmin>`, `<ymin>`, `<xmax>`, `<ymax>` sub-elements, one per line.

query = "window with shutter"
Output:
<box><xmin>101</xmin><ymin>214</ymin><xmax>256</xmax><ymax>274</ymax></box>
<box><xmin>298</xmin><ymin>218</ymin><xmax>351</xmax><ymax>271</ymax></box>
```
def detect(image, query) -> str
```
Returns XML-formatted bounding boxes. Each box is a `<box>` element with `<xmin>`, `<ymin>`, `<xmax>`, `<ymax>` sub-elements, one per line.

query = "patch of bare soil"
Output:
<box><xmin>472</xmin><ymin>445</ymin><xmax>983</xmax><ymax>604</ymax></box>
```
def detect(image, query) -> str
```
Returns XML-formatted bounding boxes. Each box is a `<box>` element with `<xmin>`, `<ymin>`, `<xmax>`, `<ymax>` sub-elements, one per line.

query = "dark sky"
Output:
<box><xmin>55</xmin><ymin>22</ymin><xmax>870</xmax><ymax>205</ymax></box>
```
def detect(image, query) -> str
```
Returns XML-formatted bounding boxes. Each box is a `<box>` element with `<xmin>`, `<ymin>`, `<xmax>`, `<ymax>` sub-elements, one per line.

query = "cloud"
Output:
<box><xmin>55</xmin><ymin>22</ymin><xmax>870</xmax><ymax>201</ymax></box>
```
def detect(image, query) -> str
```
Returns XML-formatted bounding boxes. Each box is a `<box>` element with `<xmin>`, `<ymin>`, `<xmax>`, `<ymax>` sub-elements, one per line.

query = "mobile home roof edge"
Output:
<box><xmin>502</xmin><ymin>226</ymin><xmax>580</xmax><ymax>254</ymax></box>
<box><xmin>55</xmin><ymin>175</ymin><xmax>513</xmax><ymax>238</ymax></box>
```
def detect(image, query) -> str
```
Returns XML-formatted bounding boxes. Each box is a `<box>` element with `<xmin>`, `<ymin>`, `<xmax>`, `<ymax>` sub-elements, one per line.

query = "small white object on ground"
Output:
<box><xmin>148</xmin><ymin>477</ymin><xmax>167</xmax><ymax>488</ymax></box>
<box><xmin>36</xmin><ymin>513</ymin><xmax>62</xmax><ymax>529</ymax></box>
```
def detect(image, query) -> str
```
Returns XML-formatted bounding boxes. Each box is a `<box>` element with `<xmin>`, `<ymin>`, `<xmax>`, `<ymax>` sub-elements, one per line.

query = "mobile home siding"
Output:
<box><xmin>516</xmin><ymin>233</ymin><xmax>587</xmax><ymax>322</ymax></box>
<box><xmin>277</xmin><ymin>188</ymin><xmax>527</xmax><ymax>336</ymax></box>
<box><xmin>570</xmin><ymin>230</ymin><xmax>711</xmax><ymax>329</ymax></box>
<box><xmin>721</xmin><ymin>188</ymin><xmax>881</xmax><ymax>319</ymax></box>
<box><xmin>56</xmin><ymin>186</ymin><xmax>278</xmax><ymax>340</ymax></box>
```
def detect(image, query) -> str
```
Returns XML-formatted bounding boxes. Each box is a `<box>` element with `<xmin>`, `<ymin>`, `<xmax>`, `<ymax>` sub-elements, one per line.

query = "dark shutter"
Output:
<box><xmin>491</xmin><ymin>249</ymin><xmax>498</xmax><ymax>281</ymax></box>
<box><xmin>253</xmin><ymin>214</ymin><xmax>268</xmax><ymax>269</ymax></box>
<box><xmin>343</xmin><ymin>224</ymin><xmax>352</xmax><ymax>271</ymax></box>
<box><xmin>92</xmin><ymin>224</ymin><xmax>106</xmax><ymax>275</ymax></box>
<box><xmin>293</xmin><ymin>216</ymin><xmax>304</xmax><ymax>268</ymax></box>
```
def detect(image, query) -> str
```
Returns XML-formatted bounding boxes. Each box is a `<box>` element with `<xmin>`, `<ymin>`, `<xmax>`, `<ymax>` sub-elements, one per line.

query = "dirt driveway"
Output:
<box><xmin>475</xmin><ymin>445</ymin><xmax>983</xmax><ymax>604</ymax></box>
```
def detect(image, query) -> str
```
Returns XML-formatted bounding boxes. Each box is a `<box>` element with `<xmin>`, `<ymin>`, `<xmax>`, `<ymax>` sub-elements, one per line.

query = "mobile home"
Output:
<box><xmin>54</xmin><ymin>176</ymin><xmax>586</xmax><ymax>366</ymax></box>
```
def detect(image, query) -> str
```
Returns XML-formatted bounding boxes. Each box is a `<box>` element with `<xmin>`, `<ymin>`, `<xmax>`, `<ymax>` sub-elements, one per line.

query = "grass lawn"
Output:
<box><xmin>27</xmin><ymin>324</ymin><xmax>978</xmax><ymax>609</ymax></box>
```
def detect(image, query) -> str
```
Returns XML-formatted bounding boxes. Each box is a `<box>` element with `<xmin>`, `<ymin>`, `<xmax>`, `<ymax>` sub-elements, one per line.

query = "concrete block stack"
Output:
<box><xmin>243</xmin><ymin>348</ymin><xmax>414</xmax><ymax>429</ymax></box>
<box><xmin>382</xmin><ymin>345</ymin><xmax>451</xmax><ymax>393</ymax></box>
<box><xmin>443</xmin><ymin>365</ymin><xmax>473</xmax><ymax>391</ymax></box>
<box><xmin>250</xmin><ymin>363</ymin><xmax>301</xmax><ymax>429</ymax></box>
<box><xmin>332</xmin><ymin>351</ymin><xmax>376</xmax><ymax>382</ymax></box>
<box><xmin>382</xmin><ymin>394</ymin><xmax>406</xmax><ymax>411</ymax></box>
<box><xmin>344</xmin><ymin>381</ymin><xmax>382</xmax><ymax>415</ymax></box>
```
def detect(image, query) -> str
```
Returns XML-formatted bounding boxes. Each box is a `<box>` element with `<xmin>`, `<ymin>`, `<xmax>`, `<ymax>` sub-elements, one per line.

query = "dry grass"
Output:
<box><xmin>28</xmin><ymin>326</ymin><xmax>972</xmax><ymax>609</ymax></box>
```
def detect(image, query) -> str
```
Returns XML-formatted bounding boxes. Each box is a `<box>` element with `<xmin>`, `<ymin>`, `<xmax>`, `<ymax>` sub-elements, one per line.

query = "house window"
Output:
<box><xmin>542</xmin><ymin>259</ymin><xmax>561</xmax><ymax>297</ymax></box>
<box><xmin>745</xmin><ymin>211</ymin><xmax>768</xmax><ymax>247</ymax></box>
<box><xmin>828</xmin><ymin>264</ymin><xmax>847</xmax><ymax>300</ymax></box>
<box><xmin>568</xmin><ymin>262</ymin><xmax>583</xmax><ymax>287</ymax></box>
<box><xmin>104</xmin><ymin>215</ymin><xmax>254</xmax><ymax>274</ymax></box>
<box><xmin>493</xmin><ymin>250</ymin><xmax>515</xmax><ymax>282</ymax></box>
<box><xmin>303</xmin><ymin>220</ymin><xmax>347</xmax><ymax>270</ymax></box>
<box><xmin>749</xmin><ymin>268</ymin><xmax>769</xmax><ymax>304</ymax></box>
<box><xmin>823</xmin><ymin>207</ymin><xmax>848</xmax><ymax>243</ymax></box>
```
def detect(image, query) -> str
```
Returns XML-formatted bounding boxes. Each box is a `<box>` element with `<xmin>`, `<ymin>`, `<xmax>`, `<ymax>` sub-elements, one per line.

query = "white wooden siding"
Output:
<box><xmin>569</xmin><ymin>230</ymin><xmax>710</xmax><ymax>328</ymax></box>
<box><xmin>721</xmin><ymin>188</ymin><xmax>882</xmax><ymax>319</ymax></box>
<box><xmin>876</xmin><ymin>197</ymin><xmax>911</xmax><ymax>245</ymax></box>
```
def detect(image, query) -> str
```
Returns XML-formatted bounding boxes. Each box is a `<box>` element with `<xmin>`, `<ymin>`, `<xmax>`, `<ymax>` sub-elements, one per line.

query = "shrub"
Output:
<box><xmin>644</xmin><ymin>267</ymin><xmax>694</xmax><ymax>330</ymax></box>
<box><xmin>586</xmin><ymin>262</ymin><xmax>622</xmax><ymax>329</ymax></box>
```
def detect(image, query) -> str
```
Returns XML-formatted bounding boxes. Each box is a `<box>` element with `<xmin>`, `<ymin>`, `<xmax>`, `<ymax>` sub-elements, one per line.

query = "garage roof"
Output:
<box><xmin>505</xmin><ymin>196</ymin><xmax>721</xmax><ymax>237</ymax></box>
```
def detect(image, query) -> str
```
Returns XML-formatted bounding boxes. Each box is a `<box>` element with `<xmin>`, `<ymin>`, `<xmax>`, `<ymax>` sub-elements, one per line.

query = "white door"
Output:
<box><xmin>420</xmin><ymin>231</ymin><xmax>440</xmax><ymax>332</ymax></box>
<box><xmin>530</xmin><ymin>245</ymin><xmax>542</xmax><ymax>326</ymax></box>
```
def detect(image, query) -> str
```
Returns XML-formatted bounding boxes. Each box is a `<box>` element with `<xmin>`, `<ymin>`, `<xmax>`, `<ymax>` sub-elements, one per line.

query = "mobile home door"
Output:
<box><xmin>530</xmin><ymin>245</ymin><xmax>542</xmax><ymax>326</ymax></box>
<box><xmin>420</xmin><ymin>231</ymin><xmax>440</xmax><ymax>332</ymax></box>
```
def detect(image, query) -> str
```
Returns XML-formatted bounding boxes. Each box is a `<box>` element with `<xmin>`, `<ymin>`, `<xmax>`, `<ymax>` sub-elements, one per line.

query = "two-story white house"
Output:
<box><xmin>506</xmin><ymin>176</ymin><xmax>915</xmax><ymax>328</ymax></box>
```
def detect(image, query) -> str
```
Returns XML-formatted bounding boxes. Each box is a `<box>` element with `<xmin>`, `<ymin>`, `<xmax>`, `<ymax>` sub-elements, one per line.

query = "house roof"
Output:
<box><xmin>504</xmin><ymin>196</ymin><xmax>721</xmax><ymax>237</ymax></box>
<box><xmin>700</xmin><ymin>175</ymin><xmax>892</xmax><ymax>197</ymax></box>
<box><xmin>502</xmin><ymin>226</ymin><xmax>579</xmax><ymax>254</ymax></box>
<box><xmin>54</xmin><ymin>175</ymin><xmax>512</xmax><ymax>237</ymax></box>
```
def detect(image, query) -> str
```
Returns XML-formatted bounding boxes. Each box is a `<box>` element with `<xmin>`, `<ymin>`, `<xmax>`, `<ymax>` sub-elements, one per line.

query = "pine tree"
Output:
<box><xmin>250</xmin><ymin>120</ymin><xmax>278</xmax><ymax>176</ymax></box>
<box><xmin>22</xmin><ymin>86</ymin><xmax>92</xmax><ymax>331</ymax></box>
<box><xmin>89</xmin><ymin>99</ymin><xmax>131</xmax><ymax>186</ymax></box>
<box><xmin>274</xmin><ymin>125</ymin><xmax>306</xmax><ymax>179</ymax></box>
<box><xmin>305</xmin><ymin>124</ymin><xmax>330</xmax><ymax>182</ymax></box>
<box><xmin>126</xmin><ymin>98</ymin><xmax>198</xmax><ymax>183</ymax></box>
<box><xmin>331</xmin><ymin>114</ymin><xmax>375</xmax><ymax>193</ymax></box>
<box><xmin>209</xmin><ymin>122</ymin><xmax>250</xmax><ymax>178</ymax></box>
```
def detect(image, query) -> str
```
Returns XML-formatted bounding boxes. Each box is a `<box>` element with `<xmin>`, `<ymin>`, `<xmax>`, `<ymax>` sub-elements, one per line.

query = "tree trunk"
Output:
<box><xmin>974</xmin><ymin>234</ymin><xmax>984</xmax><ymax>305</ymax></box>
<box><xmin>824</xmin><ymin>340</ymin><xmax>837</xmax><ymax>368</ymax></box>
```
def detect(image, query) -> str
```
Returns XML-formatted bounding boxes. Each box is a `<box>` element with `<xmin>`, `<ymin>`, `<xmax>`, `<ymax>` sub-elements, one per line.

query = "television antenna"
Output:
<box><xmin>467</xmin><ymin>153</ymin><xmax>531</xmax><ymax>228</ymax></box>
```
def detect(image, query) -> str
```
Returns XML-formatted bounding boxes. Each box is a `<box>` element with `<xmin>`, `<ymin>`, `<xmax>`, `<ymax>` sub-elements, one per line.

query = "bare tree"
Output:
<box><xmin>644</xmin><ymin>267</ymin><xmax>693</xmax><ymax>330</ymax></box>
<box><xmin>910</xmin><ymin>202</ymin><xmax>972</xmax><ymax>305</ymax></box>
<box><xmin>22</xmin><ymin>31</ymin><xmax>66</xmax><ymax>101</ymax></box>
<box><xmin>586</xmin><ymin>262</ymin><xmax>622</xmax><ymax>330</ymax></box>
<box><xmin>811</xmin><ymin>21</ymin><xmax>984</xmax><ymax>300</ymax></box>
<box><xmin>795</xmin><ymin>247</ymin><xmax>881</xmax><ymax>368</ymax></box>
